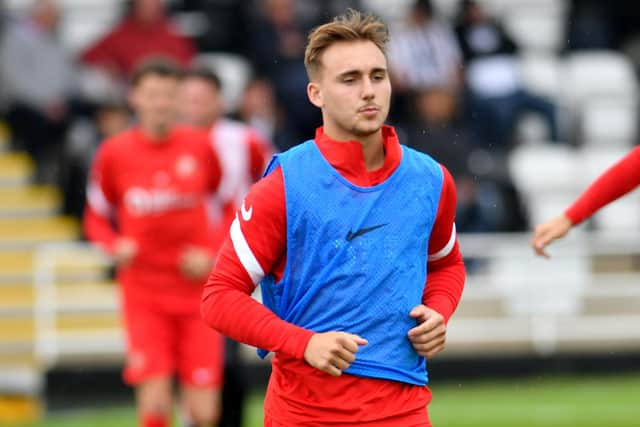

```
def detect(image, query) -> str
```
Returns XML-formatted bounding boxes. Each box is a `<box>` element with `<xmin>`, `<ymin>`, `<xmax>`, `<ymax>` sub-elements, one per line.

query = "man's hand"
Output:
<box><xmin>408</xmin><ymin>305</ymin><xmax>446</xmax><ymax>359</ymax></box>
<box><xmin>179</xmin><ymin>246</ymin><xmax>214</xmax><ymax>280</ymax></box>
<box><xmin>531</xmin><ymin>214</ymin><xmax>573</xmax><ymax>258</ymax></box>
<box><xmin>303</xmin><ymin>332</ymin><xmax>368</xmax><ymax>377</ymax></box>
<box><xmin>113</xmin><ymin>237</ymin><xmax>138</xmax><ymax>267</ymax></box>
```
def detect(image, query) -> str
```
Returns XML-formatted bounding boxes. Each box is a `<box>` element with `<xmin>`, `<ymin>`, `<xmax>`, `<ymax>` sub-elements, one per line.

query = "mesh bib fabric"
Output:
<box><xmin>259</xmin><ymin>141</ymin><xmax>443</xmax><ymax>385</ymax></box>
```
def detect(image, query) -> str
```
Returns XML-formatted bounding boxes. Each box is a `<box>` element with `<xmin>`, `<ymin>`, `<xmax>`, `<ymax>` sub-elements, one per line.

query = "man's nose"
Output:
<box><xmin>361</xmin><ymin>78</ymin><xmax>375</xmax><ymax>99</ymax></box>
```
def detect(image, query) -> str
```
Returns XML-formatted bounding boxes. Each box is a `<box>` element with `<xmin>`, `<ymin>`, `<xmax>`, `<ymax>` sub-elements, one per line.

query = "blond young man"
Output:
<box><xmin>202</xmin><ymin>10</ymin><xmax>465</xmax><ymax>426</ymax></box>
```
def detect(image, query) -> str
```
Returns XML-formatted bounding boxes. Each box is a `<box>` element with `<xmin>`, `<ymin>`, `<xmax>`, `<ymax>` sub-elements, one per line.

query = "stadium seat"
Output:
<box><xmin>361</xmin><ymin>0</ymin><xmax>414</xmax><ymax>25</ymax></box>
<box><xmin>193</xmin><ymin>53</ymin><xmax>253</xmax><ymax>114</ymax></box>
<box><xmin>0</xmin><ymin>152</ymin><xmax>33</xmax><ymax>187</ymax></box>
<box><xmin>0</xmin><ymin>217</ymin><xmax>78</xmax><ymax>249</ymax></box>
<box><xmin>59</xmin><ymin>0</ymin><xmax>122</xmax><ymax>52</ymax></box>
<box><xmin>477</xmin><ymin>0</ymin><xmax>565</xmax><ymax>19</ymax></box>
<box><xmin>0</xmin><ymin>186</ymin><xmax>61</xmax><ymax>218</ymax></box>
<box><xmin>508</xmin><ymin>145</ymin><xmax>580</xmax><ymax>193</ymax></box>
<box><xmin>504</xmin><ymin>10</ymin><xmax>565</xmax><ymax>53</ymax></box>
<box><xmin>508</xmin><ymin>144</ymin><xmax>585</xmax><ymax>224</ymax></box>
<box><xmin>561</xmin><ymin>51</ymin><xmax>639</xmax><ymax>107</ymax></box>
<box><xmin>579</xmin><ymin>101</ymin><xmax>638</xmax><ymax>147</ymax></box>
<box><xmin>518</xmin><ymin>54</ymin><xmax>562</xmax><ymax>100</ymax></box>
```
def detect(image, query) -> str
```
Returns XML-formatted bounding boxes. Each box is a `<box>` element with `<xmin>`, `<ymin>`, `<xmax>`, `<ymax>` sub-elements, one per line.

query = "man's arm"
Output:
<box><xmin>409</xmin><ymin>165</ymin><xmax>466</xmax><ymax>358</ymax></box>
<box><xmin>201</xmin><ymin>167</ymin><xmax>367</xmax><ymax>376</ymax></box>
<box><xmin>83</xmin><ymin>143</ymin><xmax>139</xmax><ymax>266</ymax></box>
<box><xmin>566</xmin><ymin>146</ymin><xmax>640</xmax><ymax>225</ymax></box>
<box><xmin>201</xmin><ymin>168</ymin><xmax>314</xmax><ymax>357</ymax></box>
<box><xmin>532</xmin><ymin>146</ymin><xmax>640</xmax><ymax>257</ymax></box>
<box><xmin>83</xmin><ymin>145</ymin><xmax>118</xmax><ymax>252</ymax></box>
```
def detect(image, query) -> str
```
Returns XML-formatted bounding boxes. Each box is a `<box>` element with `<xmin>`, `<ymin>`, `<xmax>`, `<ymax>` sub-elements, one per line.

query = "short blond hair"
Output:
<box><xmin>304</xmin><ymin>9</ymin><xmax>389</xmax><ymax>79</ymax></box>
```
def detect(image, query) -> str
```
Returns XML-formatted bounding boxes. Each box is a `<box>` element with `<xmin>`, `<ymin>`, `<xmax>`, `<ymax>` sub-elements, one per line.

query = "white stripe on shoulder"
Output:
<box><xmin>230</xmin><ymin>215</ymin><xmax>265</xmax><ymax>285</ymax></box>
<box><xmin>86</xmin><ymin>182</ymin><xmax>113</xmax><ymax>217</ymax></box>
<box><xmin>428</xmin><ymin>223</ymin><xmax>457</xmax><ymax>262</ymax></box>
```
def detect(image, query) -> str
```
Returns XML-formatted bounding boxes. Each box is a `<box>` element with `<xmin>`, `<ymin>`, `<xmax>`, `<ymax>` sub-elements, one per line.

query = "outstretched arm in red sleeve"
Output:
<box><xmin>532</xmin><ymin>146</ymin><xmax>640</xmax><ymax>257</ymax></box>
<box><xmin>565</xmin><ymin>146</ymin><xmax>640</xmax><ymax>225</ymax></box>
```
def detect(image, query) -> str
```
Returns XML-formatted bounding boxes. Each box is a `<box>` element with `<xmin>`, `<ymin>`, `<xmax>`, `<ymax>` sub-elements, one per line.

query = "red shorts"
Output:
<box><xmin>264</xmin><ymin>414</ymin><xmax>431</xmax><ymax>427</ymax></box>
<box><xmin>121</xmin><ymin>295</ymin><xmax>224</xmax><ymax>388</ymax></box>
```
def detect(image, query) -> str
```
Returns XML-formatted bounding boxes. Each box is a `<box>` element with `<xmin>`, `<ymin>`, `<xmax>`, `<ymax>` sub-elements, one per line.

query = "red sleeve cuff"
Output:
<box><xmin>564</xmin><ymin>208</ymin><xmax>582</xmax><ymax>226</ymax></box>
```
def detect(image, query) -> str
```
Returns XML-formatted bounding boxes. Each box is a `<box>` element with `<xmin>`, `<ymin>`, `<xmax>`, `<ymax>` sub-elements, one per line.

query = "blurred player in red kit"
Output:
<box><xmin>178</xmin><ymin>67</ymin><xmax>273</xmax><ymax>245</ymax></box>
<box><xmin>178</xmin><ymin>67</ymin><xmax>272</xmax><ymax>427</ymax></box>
<box><xmin>84</xmin><ymin>59</ymin><xmax>224</xmax><ymax>427</ymax></box>
<box><xmin>201</xmin><ymin>10</ymin><xmax>466</xmax><ymax>426</ymax></box>
<box><xmin>532</xmin><ymin>146</ymin><xmax>640</xmax><ymax>257</ymax></box>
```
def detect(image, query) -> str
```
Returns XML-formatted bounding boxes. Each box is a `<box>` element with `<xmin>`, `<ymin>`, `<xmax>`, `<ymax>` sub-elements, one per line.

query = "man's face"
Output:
<box><xmin>177</xmin><ymin>78</ymin><xmax>223</xmax><ymax>128</ymax></box>
<box><xmin>134</xmin><ymin>0</ymin><xmax>164</xmax><ymax>23</ymax></box>
<box><xmin>308</xmin><ymin>40</ymin><xmax>391</xmax><ymax>141</ymax></box>
<box><xmin>129</xmin><ymin>74</ymin><xmax>179</xmax><ymax>133</ymax></box>
<box><xmin>34</xmin><ymin>0</ymin><xmax>60</xmax><ymax>32</ymax></box>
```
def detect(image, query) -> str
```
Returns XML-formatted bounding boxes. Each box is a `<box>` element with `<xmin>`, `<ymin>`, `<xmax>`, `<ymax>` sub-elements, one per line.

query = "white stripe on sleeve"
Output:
<box><xmin>230</xmin><ymin>216</ymin><xmax>265</xmax><ymax>285</ymax></box>
<box><xmin>428</xmin><ymin>223</ymin><xmax>457</xmax><ymax>262</ymax></box>
<box><xmin>86</xmin><ymin>182</ymin><xmax>113</xmax><ymax>217</ymax></box>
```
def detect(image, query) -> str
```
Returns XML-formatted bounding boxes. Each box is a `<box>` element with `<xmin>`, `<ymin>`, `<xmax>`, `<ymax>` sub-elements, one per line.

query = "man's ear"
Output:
<box><xmin>307</xmin><ymin>82</ymin><xmax>323</xmax><ymax>108</ymax></box>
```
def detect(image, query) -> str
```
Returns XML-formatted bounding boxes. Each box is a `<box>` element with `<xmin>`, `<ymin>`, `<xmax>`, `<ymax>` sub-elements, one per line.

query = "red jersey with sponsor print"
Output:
<box><xmin>84</xmin><ymin>126</ymin><xmax>221</xmax><ymax>312</ymax></box>
<box><xmin>202</xmin><ymin>126</ymin><xmax>466</xmax><ymax>425</ymax></box>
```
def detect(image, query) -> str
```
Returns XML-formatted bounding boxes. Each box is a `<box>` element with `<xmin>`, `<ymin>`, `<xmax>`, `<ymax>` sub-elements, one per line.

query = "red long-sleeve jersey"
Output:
<box><xmin>565</xmin><ymin>146</ymin><xmax>640</xmax><ymax>225</ymax></box>
<box><xmin>202</xmin><ymin>126</ymin><xmax>465</xmax><ymax>425</ymax></box>
<box><xmin>84</xmin><ymin>126</ymin><xmax>221</xmax><ymax>313</ymax></box>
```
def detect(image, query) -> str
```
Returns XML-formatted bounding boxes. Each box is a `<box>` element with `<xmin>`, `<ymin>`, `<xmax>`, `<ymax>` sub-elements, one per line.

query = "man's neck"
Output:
<box><xmin>323</xmin><ymin>126</ymin><xmax>385</xmax><ymax>171</ymax></box>
<box><xmin>360</xmin><ymin>135</ymin><xmax>385</xmax><ymax>171</ymax></box>
<box><xmin>140</xmin><ymin>123</ymin><xmax>170</xmax><ymax>142</ymax></box>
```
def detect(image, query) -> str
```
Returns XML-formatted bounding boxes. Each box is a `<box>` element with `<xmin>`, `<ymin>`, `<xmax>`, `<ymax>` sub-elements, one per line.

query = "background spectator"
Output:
<box><xmin>387</xmin><ymin>0</ymin><xmax>462</xmax><ymax>121</ymax></box>
<box><xmin>398</xmin><ymin>87</ymin><xmax>527</xmax><ymax>233</ymax></box>
<box><xmin>80</xmin><ymin>0</ymin><xmax>196</xmax><ymax>82</ymax></box>
<box><xmin>247</xmin><ymin>0</ymin><xmax>321</xmax><ymax>143</ymax></box>
<box><xmin>0</xmin><ymin>0</ymin><xmax>77</xmax><ymax>183</ymax></box>
<box><xmin>235</xmin><ymin>77</ymin><xmax>297</xmax><ymax>151</ymax></box>
<box><xmin>455</xmin><ymin>0</ymin><xmax>559</xmax><ymax>149</ymax></box>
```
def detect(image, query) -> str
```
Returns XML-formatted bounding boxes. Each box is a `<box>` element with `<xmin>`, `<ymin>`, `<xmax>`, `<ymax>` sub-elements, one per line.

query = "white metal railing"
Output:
<box><xmin>32</xmin><ymin>232</ymin><xmax>640</xmax><ymax>367</ymax></box>
<box><xmin>33</xmin><ymin>242</ymin><xmax>114</xmax><ymax>367</ymax></box>
<box><xmin>450</xmin><ymin>231</ymin><xmax>640</xmax><ymax>356</ymax></box>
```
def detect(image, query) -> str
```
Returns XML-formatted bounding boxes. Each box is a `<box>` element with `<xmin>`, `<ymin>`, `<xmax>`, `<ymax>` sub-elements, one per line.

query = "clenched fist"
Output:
<box><xmin>303</xmin><ymin>332</ymin><xmax>368</xmax><ymax>377</ymax></box>
<box><xmin>408</xmin><ymin>305</ymin><xmax>446</xmax><ymax>358</ymax></box>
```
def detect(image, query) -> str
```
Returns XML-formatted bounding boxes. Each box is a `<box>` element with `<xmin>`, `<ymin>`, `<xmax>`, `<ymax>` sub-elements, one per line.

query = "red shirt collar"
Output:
<box><xmin>313</xmin><ymin>125</ymin><xmax>402</xmax><ymax>187</ymax></box>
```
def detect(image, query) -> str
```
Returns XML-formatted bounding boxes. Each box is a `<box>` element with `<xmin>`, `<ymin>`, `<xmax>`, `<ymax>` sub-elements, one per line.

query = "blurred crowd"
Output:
<box><xmin>0</xmin><ymin>0</ymin><xmax>639</xmax><ymax>234</ymax></box>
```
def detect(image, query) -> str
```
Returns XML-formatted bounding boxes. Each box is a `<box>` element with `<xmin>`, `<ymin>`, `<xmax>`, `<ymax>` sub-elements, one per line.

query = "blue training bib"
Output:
<box><xmin>260</xmin><ymin>140</ymin><xmax>443</xmax><ymax>386</ymax></box>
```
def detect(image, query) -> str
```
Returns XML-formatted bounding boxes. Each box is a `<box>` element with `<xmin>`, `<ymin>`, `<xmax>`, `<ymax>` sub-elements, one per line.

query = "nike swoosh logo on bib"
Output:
<box><xmin>345</xmin><ymin>223</ymin><xmax>388</xmax><ymax>241</ymax></box>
